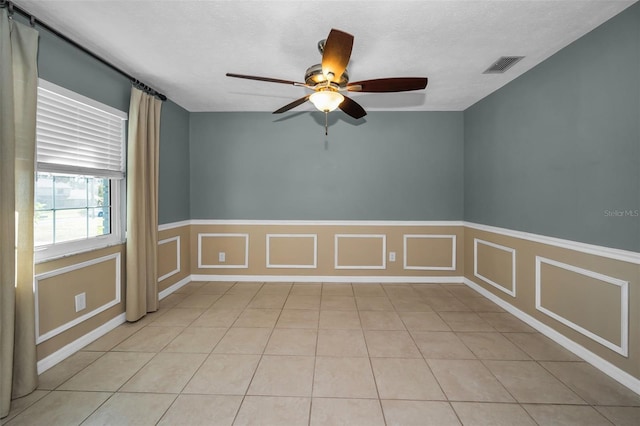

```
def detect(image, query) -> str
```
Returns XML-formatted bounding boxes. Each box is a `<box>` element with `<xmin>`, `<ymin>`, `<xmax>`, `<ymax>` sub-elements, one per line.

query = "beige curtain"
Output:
<box><xmin>126</xmin><ymin>87</ymin><xmax>162</xmax><ymax>322</ymax></box>
<box><xmin>0</xmin><ymin>9</ymin><xmax>39</xmax><ymax>419</ymax></box>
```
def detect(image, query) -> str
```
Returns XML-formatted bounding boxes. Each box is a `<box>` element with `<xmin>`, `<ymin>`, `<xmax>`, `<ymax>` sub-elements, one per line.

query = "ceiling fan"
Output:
<box><xmin>226</xmin><ymin>29</ymin><xmax>428</xmax><ymax>134</ymax></box>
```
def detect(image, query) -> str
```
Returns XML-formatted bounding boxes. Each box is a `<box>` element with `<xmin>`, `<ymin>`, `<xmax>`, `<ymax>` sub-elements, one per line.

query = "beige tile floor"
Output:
<box><xmin>6</xmin><ymin>282</ymin><xmax>640</xmax><ymax>426</ymax></box>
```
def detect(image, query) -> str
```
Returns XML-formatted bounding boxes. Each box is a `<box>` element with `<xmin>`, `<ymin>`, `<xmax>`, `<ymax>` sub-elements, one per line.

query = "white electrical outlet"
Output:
<box><xmin>75</xmin><ymin>292</ymin><xmax>86</xmax><ymax>312</ymax></box>
<box><xmin>219</xmin><ymin>252</ymin><xmax>226</xmax><ymax>262</ymax></box>
<box><xmin>389</xmin><ymin>251</ymin><xmax>396</xmax><ymax>262</ymax></box>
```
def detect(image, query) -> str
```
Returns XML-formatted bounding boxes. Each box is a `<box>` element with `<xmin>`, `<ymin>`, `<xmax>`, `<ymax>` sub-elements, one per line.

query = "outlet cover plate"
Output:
<box><xmin>75</xmin><ymin>292</ymin><xmax>86</xmax><ymax>312</ymax></box>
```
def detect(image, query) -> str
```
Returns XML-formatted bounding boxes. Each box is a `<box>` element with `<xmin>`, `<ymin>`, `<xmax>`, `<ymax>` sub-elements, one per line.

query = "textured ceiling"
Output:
<box><xmin>13</xmin><ymin>0</ymin><xmax>637</xmax><ymax>112</ymax></box>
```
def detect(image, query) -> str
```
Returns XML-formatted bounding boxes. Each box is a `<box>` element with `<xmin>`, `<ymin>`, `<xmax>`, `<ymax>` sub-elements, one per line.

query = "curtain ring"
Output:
<box><xmin>8</xmin><ymin>2</ymin><xmax>14</xmax><ymax>18</ymax></box>
<box><xmin>30</xmin><ymin>15</ymin><xmax>36</xmax><ymax>27</ymax></box>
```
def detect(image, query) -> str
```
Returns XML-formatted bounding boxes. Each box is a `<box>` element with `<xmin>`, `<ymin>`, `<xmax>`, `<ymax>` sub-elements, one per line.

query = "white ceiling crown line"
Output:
<box><xmin>14</xmin><ymin>0</ymin><xmax>636</xmax><ymax>111</ymax></box>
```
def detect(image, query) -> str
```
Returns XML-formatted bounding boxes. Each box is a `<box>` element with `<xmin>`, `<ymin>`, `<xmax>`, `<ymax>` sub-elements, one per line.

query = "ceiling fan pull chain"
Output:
<box><xmin>325</xmin><ymin>111</ymin><xmax>329</xmax><ymax>136</ymax></box>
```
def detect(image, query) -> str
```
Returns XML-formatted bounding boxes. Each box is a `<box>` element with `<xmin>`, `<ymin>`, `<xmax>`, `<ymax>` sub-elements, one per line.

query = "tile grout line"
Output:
<box><xmin>228</xmin><ymin>281</ymin><xmax>268</xmax><ymax>426</ymax></box>
<box><xmin>409</xmin><ymin>283</ymin><xmax>513</xmax><ymax>424</ymax></box>
<box><xmin>58</xmin><ymin>305</ymin><xmax>188</xmax><ymax>425</ymax></box>
<box><xmin>129</xmin><ymin>283</ymin><xmax>230</xmax><ymax>425</ymax></box>
<box><xmin>154</xmin><ymin>284</ymin><xmax>238</xmax><ymax>424</ymax></box>
<box><xmin>159</xmin><ymin>281</ymin><xmax>240</xmax><ymax>425</ymax></box>
<box><xmin>356</xmin><ymin>284</ymin><xmax>388</xmax><ymax>426</ymax></box>
<box><xmin>399</xmin><ymin>285</ymin><xmax>458</xmax><ymax>422</ymax></box>
<box><xmin>445</xmin><ymin>283</ymin><xmax>576</xmax><ymax>424</ymax></box>
<box><xmin>535</xmin><ymin>358</ymin><xmax>601</xmax><ymax>409</ymax></box>
<box><xmin>308</xmin><ymin>283</ymin><xmax>324</xmax><ymax>426</ymax></box>
<box><xmin>229</xmin><ymin>281</ymin><xmax>295</xmax><ymax>426</ymax></box>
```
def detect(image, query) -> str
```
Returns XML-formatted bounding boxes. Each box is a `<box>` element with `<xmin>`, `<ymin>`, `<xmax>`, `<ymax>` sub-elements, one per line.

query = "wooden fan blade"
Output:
<box><xmin>273</xmin><ymin>95</ymin><xmax>311</xmax><ymax>114</ymax></box>
<box><xmin>347</xmin><ymin>77</ymin><xmax>428</xmax><ymax>93</ymax></box>
<box><xmin>339</xmin><ymin>95</ymin><xmax>367</xmax><ymax>119</ymax></box>
<box><xmin>322</xmin><ymin>29</ymin><xmax>354</xmax><ymax>82</ymax></box>
<box><xmin>226</xmin><ymin>73</ymin><xmax>304</xmax><ymax>86</ymax></box>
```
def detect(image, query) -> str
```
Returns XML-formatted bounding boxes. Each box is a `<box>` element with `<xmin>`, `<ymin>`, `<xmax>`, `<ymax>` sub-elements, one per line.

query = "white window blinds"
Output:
<box><xmin>36</xmin><ymin>79</ymin><xmax>128</xmax><ymax>178</ymax></box>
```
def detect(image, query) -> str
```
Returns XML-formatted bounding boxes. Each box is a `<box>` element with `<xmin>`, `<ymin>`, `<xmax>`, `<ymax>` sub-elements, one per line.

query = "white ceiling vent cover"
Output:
<box><xmin>483</xmin><ymin>56</ymin><xmax>525</xmax><ymax>74</ymax></box>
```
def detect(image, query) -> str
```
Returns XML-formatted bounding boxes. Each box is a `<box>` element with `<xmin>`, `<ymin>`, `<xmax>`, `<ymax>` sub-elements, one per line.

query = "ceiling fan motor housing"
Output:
<box><xmin>305</xmin><ymin>63</ymin><xmax>349</xmax><ymax>88</ymax></box>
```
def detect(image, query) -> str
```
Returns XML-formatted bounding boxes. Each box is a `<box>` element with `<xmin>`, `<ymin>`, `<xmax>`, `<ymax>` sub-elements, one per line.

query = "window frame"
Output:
<box><xmin>34</xmin><ymin>79</ymin><xmax>127</xmax><ymax>263</ymax></box>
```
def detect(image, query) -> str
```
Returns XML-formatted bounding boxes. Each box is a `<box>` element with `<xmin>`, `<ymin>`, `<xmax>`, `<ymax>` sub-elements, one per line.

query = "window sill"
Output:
<box><xmin>35</xmin><ymin>240</ymin><xmax>126</xmax><ymax>264</ymax></box>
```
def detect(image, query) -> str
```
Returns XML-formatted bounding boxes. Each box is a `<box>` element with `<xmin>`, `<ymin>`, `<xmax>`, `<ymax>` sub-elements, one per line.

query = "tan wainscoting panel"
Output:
<box><xmin>158</xmin><ymin>225</ymin><xmax>191</xmax><ymax>292</ymax></box>
<box><xmin>191</xmin><ymin>223</ymin><xmax>463</xmax><ymax>276</ymax></box>
<box><xmin>335</xmin><ymin>234</ymin><xmax>386</xmax><ymax>270</ymax></box>
<box><xmin>34</xmin><ymin>244</ymin><xmax>125</xmax><ymax>360</ymax></box>
<box><xmin>198</xmin><ymin>232</ymin><xmax>249</xmax><ymax>268</ymax></box>
<box><xmin>404</xmin><ymin>235</ymin><xmax>456</xmax><ymax>270</ymax></box>
<box><xmin>158</xmin><ymin>236</ymin><xmax>180</xmax><ymax>281</ymax></box>
<box><xmin>474</xmin><ymin>238</ymin><xmax>516</xmax><ymax>297</ymax></box>
<box><xmin>536</xmin><ymin>257</ymin><xmax>628</xmax><ymax>355</ymax></box>
<box><xmin>267</xmin><ymin>234</ymin><xmax>317</xmax><ymax>268</ymax></box>
<box><xmin>464</xmin><ymin>225</ymin><xmax>639</xmax><ymax>380</ymax></box>
<box><xmin>35</xmin><ymin>253</ymin><xmax>120</xmax><ymax>342</ymax></box>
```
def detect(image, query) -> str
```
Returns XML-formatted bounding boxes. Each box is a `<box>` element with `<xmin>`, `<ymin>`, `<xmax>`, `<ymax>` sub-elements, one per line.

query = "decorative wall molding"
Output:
<box><xmin>535</xmin><ymin>256</ymin><xmax>629</xmax><ymax>356</ymax></box>
<box><xmin>403</xmin><ymin>234</ymin><xmax>457</xmax><ymax>271</ymax></box>
<box><xmin>266</xmin><ymin>234</ymin><xmax>318</xmax><ymax>269</ymax></box>
<box><xmin>464</xmin><ymin>277</ymin><xmax>639</xmax><ymax>395</ymax></box>
<box><xmin>466</xmin><ymin>221</ymin><xmax>640</xmax><ymax>265</ymax></box>
<box><xmin>34</xmin><ymin>252</ymin><xmax>121</xmax><ymax>344</ymax></box>
<box><xmin>159</xmin><ymin>219</ymin><xmax>640</xmax><ymax>266</ymax></box>
<box><xmin>158</xmin><ymin>220</ymin><xmax>191</xmax><ymax>231</ymax></box>
<box><xmin>197</xmin><ymin>233</ymin><xmax>249</xmax><ymax>269</ymax></box>
<box><xmin>158</xmin><ymin>236</ymin><xmax>181</xmax><ymax>282</ymax></box>
<box><xmin>473</xmin><ymin>238</ymin><xmax>517</xmax><ymax>297</ymax></box>
<box><xmin>334</xmin><ymin>234</ymin><xmax>387</xmax><ymax>270</ymax></box>
<box><xmin>189</xmin><ymin>219</ymin><xmax>464</xmax><ymax>227</ymax></box>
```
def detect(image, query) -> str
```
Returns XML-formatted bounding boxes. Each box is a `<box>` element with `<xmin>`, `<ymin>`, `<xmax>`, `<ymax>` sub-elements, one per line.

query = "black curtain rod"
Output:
<box><xmin>1</xmin><ymin>0</ymin><xmax>167</xmax><ymax>101</ymax></box>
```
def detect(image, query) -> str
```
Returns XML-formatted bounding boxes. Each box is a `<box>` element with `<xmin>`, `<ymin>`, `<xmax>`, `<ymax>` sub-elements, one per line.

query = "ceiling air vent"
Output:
<box><xmin>483</xmin><ymin>56</ymin><xmax>524</xmax><ymax>74</ymax></box>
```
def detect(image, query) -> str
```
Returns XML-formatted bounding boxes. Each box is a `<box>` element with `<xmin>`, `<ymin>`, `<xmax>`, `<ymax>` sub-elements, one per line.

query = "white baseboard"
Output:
<box><xmin>37</xmin><ymin>312</ymin><xmax>126</xmax><ymax>374</ymax></box>
<box><xmin>190</xmin><ymin>274</ymin><xmax>464</xmax><ymax>284</ymax></box>
<box><xmin>158</xmin><ymin>276</ymin><xmax>192</xmax><ymax>300</ymax></box>
<box><xmin>464</xmin><ymin>277</ymin><xmax>640</xmax><ymax>396</ymax></box>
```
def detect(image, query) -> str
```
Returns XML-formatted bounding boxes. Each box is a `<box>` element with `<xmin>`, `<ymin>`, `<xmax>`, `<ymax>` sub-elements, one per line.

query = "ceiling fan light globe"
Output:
<box><xmin>310</xmin><ymin>91</ymin><xmax>344</xmax><ymax>112</ymax></box>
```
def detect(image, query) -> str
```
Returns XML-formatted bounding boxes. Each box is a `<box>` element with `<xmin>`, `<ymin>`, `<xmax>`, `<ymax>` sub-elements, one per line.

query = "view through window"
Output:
<box><xmin>34</xmin><ymin>173</ymin><xmax>112</xmax><ymax>246</ymax></box>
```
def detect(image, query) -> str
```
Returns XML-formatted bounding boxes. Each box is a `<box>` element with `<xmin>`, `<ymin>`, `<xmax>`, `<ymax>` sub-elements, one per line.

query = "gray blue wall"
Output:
<box><xmin>159</xmin><ymin>101</ymin><xmax>190</xmax><ymax>223</ymax></box>
<box><xmin>189</xmin><ymin>111</ymin><xmax>464</xmax><ymax>220</ymax></box>
<box><xmin>464</xmin><ymin>3</ymin><xmax>639</xmax><ymax>251</ymax></box>
<box><xmin>35</xmin><ymin>18</ymin><xmax>130</xmax><ymax>113</ymax></box>
<box><xmin>33</xmin><ymin>21</ymin><xmax>191</xmax><ymax>224</ymax></box>
<box><xmin>30</xmin><ymin>3</ymin><xmax>639</xmax><ymax>250</ymax></box>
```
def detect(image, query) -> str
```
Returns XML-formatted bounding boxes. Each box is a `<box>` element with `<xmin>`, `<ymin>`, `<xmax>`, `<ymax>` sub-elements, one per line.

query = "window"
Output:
<box><xmin>34</xmin><ymin>79</ymin><xmax>127</xmax><ymax>261</ymax></box>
